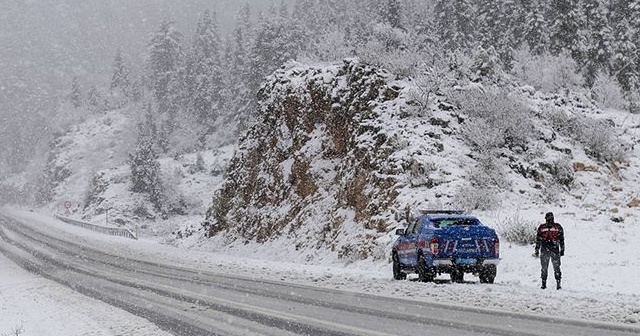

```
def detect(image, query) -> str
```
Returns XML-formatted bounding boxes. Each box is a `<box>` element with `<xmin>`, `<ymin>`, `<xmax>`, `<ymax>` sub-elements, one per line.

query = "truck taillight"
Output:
<box><xmin>430</xmin><ymin>237</ymin><xmax>439</xmax><ymax>255</ymax></box>
<box><xmin>494</xmin><ymin>237</ymin><xmax>500</xmax><ymax>257</ymax></box>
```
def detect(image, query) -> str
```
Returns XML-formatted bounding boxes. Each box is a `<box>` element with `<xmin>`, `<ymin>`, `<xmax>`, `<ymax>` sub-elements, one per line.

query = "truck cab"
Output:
<box><xmin>392</xmin><ymin>210</ymin><xmax>500</xmax><ymax>283</ymax></box>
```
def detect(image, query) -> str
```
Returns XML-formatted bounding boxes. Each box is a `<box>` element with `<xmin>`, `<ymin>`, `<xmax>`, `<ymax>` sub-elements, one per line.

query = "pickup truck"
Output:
<box><xmin>391</xmin><ymin>210</ymin><xmax>499</xmax><ymax>283</ymax></box>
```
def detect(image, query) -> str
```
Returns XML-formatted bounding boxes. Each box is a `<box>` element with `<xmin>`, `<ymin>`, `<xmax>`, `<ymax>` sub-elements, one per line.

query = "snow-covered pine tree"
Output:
<box><xmin>70</xmin><ymin>76</ymin><xmax>82</xmax><ymax>108</ymax></box>
<box><xmin>129</xmin><ymin>108</ymin><xmax>164</xmax><ymax>210</ymax></box>
<box><xmin>611</xmin><ymin>18</ymin><xmax>638</xmax><ymax>91</ymax></box>
<box><xmin>110</xmin><ymin>48</ymin><xmax>131</xmax><ymax>99</ymax></box>
<box><xmin>582</xmin><ymin>0</ymin><xmax>614</xmax><ymax>87</ymax></box>
<box><xmin>186</xmin><ymin>10</ymin><xmax>223</xmax><ymax>126</ymax></box>
<box><xmin>433</xmin><ymin>0</ymin><xmax>475</xmax><ymax>51</ymax></box>
<box><xmin>521</xmin><ymin>0</ymin><xmax>549</xmax><ymax>55</ymax></box>
<box><xmin>477</xmin><ymin>0</ymin><xmax>502</xmax><ymax>49</ymax></box>
<box><xmin>496</xmin><ymin>0</ymin><xmax>521</xmax><ymax>69</ymax></box>
<box><xmin>87</xmin><ymin>85</ymin><xmax>103</xmax><ymax>112</ymax></box>
<box><xmin>383</xmin><ymin>0</ymin><xmax>403</xmax><ymax>30</ymax></box>
<box><xmin>221</xmin><ymin>3</ymin><xmax>254</xmax><ymax>134</ymax></box>
<box><xmin>248</xmin><ymin>5</ymin><xmax>305</xmax><ymax>104</ymax></box>
<box><xmin>148</xmin><ymin>19</ymin><xmax>185</xmax><ymax>114</ymax></box>
<box><xmin>548</xmin><ymin>0</ymin><xmax>585</xmax><ymax>62</ymax></box>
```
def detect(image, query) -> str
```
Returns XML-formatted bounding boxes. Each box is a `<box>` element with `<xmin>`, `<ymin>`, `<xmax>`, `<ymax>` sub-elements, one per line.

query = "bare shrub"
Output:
<box><xmin>405</xmin><ymin>66</ymin><xmax>454</xmax><ymax>116</ymax></box>
<box><xmin>460</xmin><ymin>119</ymin><xmax>504</xmax><ymax>153</ymax></box>
<box><xmin>494</xmin><ymin>213</ymin><xmax>537</xmax><ymax>245</ymax></box>
<box><xmin>545</xmin><ymin>158</ymin><xmax>575</xmax><ymax>189</ymax></box>
<box><xmin>469</xmin><ymin>154</ymin><xmax>511</xmax><ymax>190</ymax></box>
<box><xmin>549</xmin><ymin>108</ymin><xmax>628</xmax><ymax>162</ymax></box>
<box><xmin>450</xmin><ymin>87</ymin><xmax>534</xmax><ymax>152</ymax></box>
<box><xmin>626</xmin><ymin>90</ymin><xmax>640</xmax><ymax>114</ymax></box>
<box><xmin>512</xmin><ymin>47</ymin><xmax>583</xmax><ymax>93</ymax></box>
<box><xmin>2</xmin><ymin>322</ymin><xmax>25</xmax><ymax>336</ymax></box>
<box><xmin>591</xmin><ymin>71</ymin><xmax>626</xmax><ymax>109</ymax></box>
<box><xmin>452</xmin><ymin>184</ymin><xmax>501</xmax><ymax>211</ymax></box>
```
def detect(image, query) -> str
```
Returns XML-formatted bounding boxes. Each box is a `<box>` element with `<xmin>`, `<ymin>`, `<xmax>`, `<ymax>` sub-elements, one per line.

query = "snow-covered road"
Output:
<box><xmin>2</xmin><ymin>207</ymin><xmax>640</xmax><ymax>335</ymax></box>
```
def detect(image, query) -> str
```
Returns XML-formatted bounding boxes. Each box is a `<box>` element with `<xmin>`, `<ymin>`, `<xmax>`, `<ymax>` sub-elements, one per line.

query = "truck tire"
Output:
<box><xmin>392</xmin><ymin>253</ymin><xmax>406</xmax><ymax>280</ymax></box>
<box><xmin>479</xmin><ymin>265</ymin><xmax>496</xmax><ymax>284</ymax></box>
<box><xmin>417</xmin><ymin>254</ymin><xmax>434</xmax><ymax>282</ymax></box>
<box><xmin>451</xmin><ymin>269</ymin><xmax>464</xmax><ymax>283</ymax></box>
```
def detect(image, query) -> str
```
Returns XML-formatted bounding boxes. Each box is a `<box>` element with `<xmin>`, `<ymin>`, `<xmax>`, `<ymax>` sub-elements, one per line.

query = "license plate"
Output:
<box><xmin>457</xmin><ymin>258</ymin><xmax>476</xmax><ymax>264</ymax></box>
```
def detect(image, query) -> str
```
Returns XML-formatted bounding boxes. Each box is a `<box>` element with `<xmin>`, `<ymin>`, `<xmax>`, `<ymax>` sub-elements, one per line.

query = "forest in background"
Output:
<box><xmin>2</xmin><ymin>0</ymin><xmax>640</xmax><ymax>209</ymax></box>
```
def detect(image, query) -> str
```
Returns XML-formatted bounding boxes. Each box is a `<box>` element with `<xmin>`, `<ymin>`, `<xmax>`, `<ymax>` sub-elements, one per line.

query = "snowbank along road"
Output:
<box><xmin>1</xmin><ymin>214</ymin><xmax>639</xmax><ymax>336</ymax></box>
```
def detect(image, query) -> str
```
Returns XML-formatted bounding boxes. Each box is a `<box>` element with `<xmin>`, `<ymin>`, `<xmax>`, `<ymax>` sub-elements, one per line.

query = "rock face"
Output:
<box><xmin>205</xmin><ymin>60</ymin><xmax>405</xmax><ymax>260</ymax></box>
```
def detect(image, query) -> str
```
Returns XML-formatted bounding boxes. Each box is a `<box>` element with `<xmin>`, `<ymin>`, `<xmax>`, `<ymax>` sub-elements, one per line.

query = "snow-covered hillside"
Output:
<box><xmin>13</xmin><ymin>106</ymin><xmax>235</xmax><ymax>239</ymax></box>
<box><xmin>3</xmin><ymin>57</ymin><xmax>639</xmax><ymax>275</ymax></box>
<box><xmin>2</xmin><ymin>59</ymin><xmax>640</xmax><ymax>334</ymax></box>
<box><xmin>199</xmin><ymin>59</ymin><xmax>640</xmax><ymax>264</ymax></box>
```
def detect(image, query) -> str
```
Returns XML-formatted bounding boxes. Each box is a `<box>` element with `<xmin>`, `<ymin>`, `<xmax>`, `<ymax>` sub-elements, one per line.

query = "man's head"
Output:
<box><xmin>545</xmin><ymin>212</ymin><xmax>554</xmax><ymax>225</ymax></box>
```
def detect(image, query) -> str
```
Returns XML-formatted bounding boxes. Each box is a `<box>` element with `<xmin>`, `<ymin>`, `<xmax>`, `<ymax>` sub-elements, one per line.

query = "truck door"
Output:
<box><xmin>396</xmin><ymin>218</ymin><xmax>421</xmax><ymax>265</ymax></box>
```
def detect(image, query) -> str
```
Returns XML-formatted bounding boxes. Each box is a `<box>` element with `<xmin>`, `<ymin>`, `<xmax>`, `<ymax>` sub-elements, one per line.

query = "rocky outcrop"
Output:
<box><xmin>204</xmin><ymin>60</ymin><xmax>406</xmax><ymax>259</ymax></box>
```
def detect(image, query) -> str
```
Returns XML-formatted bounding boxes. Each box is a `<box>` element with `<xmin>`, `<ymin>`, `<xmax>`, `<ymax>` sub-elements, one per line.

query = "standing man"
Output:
<box><xmin>534</xmin><ymin>212</ymin><xmax>565</xmax><ymax>290</ymax></box>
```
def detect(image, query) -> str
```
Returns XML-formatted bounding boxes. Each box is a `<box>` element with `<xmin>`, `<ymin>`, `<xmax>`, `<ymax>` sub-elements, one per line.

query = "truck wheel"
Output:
<box><xmin>451</xmin><ymin>269</ymin><xmax>464</xmax><ymax>283</ymax></box>
<box><xmin>480</xmin><ymin>265</ymin><xmax>496</xmax><ymax>284</ymax></box>
<box><xmin>417</xmin><ymin>254</ymin><xmax>434</xmax><ymax>282</ymax></box>
<box><xmin>392</xmin><ymin>253</ymin><xmax>406</xmax><ymax>280</ymax></box>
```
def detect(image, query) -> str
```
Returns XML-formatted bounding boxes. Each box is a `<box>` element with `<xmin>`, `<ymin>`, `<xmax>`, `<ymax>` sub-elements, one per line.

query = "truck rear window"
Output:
<box><xmin>432</xmin><ymin>218</ymin><xmax>479</xmax><ymax>228</ymax></box>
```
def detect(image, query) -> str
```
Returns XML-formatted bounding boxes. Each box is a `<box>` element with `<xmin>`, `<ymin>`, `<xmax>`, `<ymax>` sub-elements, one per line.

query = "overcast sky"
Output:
<box><xmin>1</xmin><ymin>0</ymin><xmax>276</xmax><ymax>90</ymax></box>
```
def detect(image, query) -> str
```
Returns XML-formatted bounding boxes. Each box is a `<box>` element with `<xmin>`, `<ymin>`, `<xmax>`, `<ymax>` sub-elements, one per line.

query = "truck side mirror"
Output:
<box><xmin>395</xmin><ymin>228</ymin><xmax>405</xmax><ymax>236</ymax></box>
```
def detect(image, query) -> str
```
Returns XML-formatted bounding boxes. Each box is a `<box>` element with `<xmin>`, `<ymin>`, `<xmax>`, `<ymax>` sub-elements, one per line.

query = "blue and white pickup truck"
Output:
<box><xmin>391</xmin><ymin>210</ymin><xmax>500</xmax><ymax>283</ymax></box>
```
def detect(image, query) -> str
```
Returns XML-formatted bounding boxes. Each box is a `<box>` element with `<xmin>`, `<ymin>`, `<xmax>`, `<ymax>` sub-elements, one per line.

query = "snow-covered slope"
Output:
<box><xmin>4</xmin><ymin>58</ymin><xmax>639</xmax><ymax>272</ymax></box>
<box><xmin>27</xmin><ymin>106</ymin><xmax>234</xmax><ymax>238</ymax></box>
<box><xmin>202</xmin><ymin>59</ymin><xmax>640</xmax><ymax>263</ymax></box>
<box><xmin>2</xmin><ymin>59</ymin><xmax>640</xmax><ymax>332</ymax></box>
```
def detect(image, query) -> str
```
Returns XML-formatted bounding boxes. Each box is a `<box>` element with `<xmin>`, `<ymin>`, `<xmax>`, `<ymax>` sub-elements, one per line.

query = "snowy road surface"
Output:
<box><xmin>2</xmin><ymin>211</ymin><xmax>640</xmax><ymax>336</ymax></box>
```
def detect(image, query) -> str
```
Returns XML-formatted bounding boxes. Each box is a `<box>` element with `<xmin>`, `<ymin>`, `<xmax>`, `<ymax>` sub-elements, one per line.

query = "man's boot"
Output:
<box><xmin>541</xmin><ymin>280</ymin><xmax>546</xmax><ymax>289</ymax></box>
<box><xmin>556</xmin><ymin>280</ymin><xmax>561</xmax><ymax>290</ymax></box>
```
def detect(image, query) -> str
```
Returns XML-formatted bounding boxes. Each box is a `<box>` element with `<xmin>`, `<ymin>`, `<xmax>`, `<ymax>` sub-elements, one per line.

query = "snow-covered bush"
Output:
<box><xmin>452</xmin><ymin>183</ymin><xmax>500</xmax><ymax>211</ymax></box>
<box><xmin>453</xmin><ymin>152</ymin><xmax>509</xmax><ymax>211</ymax></box>
<box><xmin>512</xmin><ymin>47</ymin><xmax>583</xmax><ymax>93</ymax></box>
<box><xmin>469</xmin><ymin>154</ymin><xmax>511</xmax><ymax>190</ymax></box>
<box><xmin>2</xmin><ymin>322</ymin><xmax>25</xmax><ymax>336</ymax></box>
<box><xmin>460</xmin><ymin>118</ymin><xmax>503</xmax><ymax>153</ymax></box>
<box><xmin>494</xmin><ymin>213</ymin><xmax>537</xmax><ymax>245</ymax></box>
<box><xmin>470</xmin><ymin>45</ymin><xmax>501</xmax><ymax>81</ymax></box>
<box><xmin>540</xmin><ymin>158</ymin><xmax>575</xmax><ymax>189</ymax></box>
<box><xmin>548</xmin><ymin>108</ymin><xmax>628</xmax><ymax>162</ymax></box>
<box><xmin>591</xmin><ymin>71</ymin><xmax>626</xmax><ymax>109</ymax></box>
<box><xmin>626</xmin><ymin>90</ymin><xmax>640</xmax><ymax>114</ymax></box>
<box><xmin>405</xmin><ymin>54</ymin><xmax>459</xmax><ymax>116</ymax></box>
<box><xmin>304</xmin><ymin>29</ymin><xmax>353</xmax><ymax>63</ymax></box>
<box><xmin>451</xmin><ymin>87</ymin><xmax>534</xmax><ymax>152</ymax></box>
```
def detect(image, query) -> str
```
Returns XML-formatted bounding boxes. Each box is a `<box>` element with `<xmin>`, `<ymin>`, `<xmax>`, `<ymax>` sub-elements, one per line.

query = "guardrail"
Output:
<box><xmin>54</xmin><ymin>214</ymin><xmax>138</xmax><ymax>240</ymax></box>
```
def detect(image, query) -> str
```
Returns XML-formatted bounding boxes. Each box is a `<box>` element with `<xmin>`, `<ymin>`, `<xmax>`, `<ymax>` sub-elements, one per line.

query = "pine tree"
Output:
<box><xmin>611</xmin><ymin>18</ymin><xmax>638</xmax><ymax>91</ymax></box>
<box><xmin>626</xmin><ymin>0</ymin><xmax>640</xmax><ymax>90</ymax></box>
<box><xmin>129</xmin><ymin>109</ymin><xmax>164</xmax><ymax>210</ymax></box>
<box><xmin>582</xmin><ymin>0</ymin><xmax>614</xmax><ymax>87</ymax></box>
<box><xmin>87</xmin><ymin>85</ymin><xmax>103</xmax><ymax>111</ymax></box>
<box><xmin>496</xmin><ymin>0</ymin><xmax>521</xmax><ymax>68</ymax></box>
<box><xmin>384</xmin><ymin>0</ymin><xmax>402</xmax><ymax>29</ymax></box>
<box><xmin>548</xmin><ymin>0</ymin><xmax>585</xmax><ymax>62</ymax></box>
<box><xmin>186</xmin><ymin>10</ymin><xmax>223</xmax><ymax>126</ymax></box>
<box><xmin>110</xmin><ymin>48</ymin><xmax>131</xmax><ymax>98</ymax></box>
<box><xmin>477</xmin><ymin>0</ymin><xmax>502</xmax><ymax>48</ymax></box>
<box><xmin>433</xmin><ymin>0</ymin><xmax>475</xmax><ymax>51</ymax></box>
<box><xmin>521</xmin><ymin>0</ymin><xmax>549</xmax><ymax>55</ymax></box>
<box><xmin>248</xmin><ymin>7</ymin><xmax>305</xmax><ymax>100</ymax></box>
<box><xmin>70</xmin><ymin>76</ymin><xmax>82</xmax><ymax>108</ymax></box>
<box><xmin>148</xmin><ymin>19</ymin><xmax>185</xmax><ymax>114</ymax></box>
